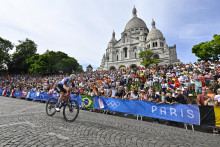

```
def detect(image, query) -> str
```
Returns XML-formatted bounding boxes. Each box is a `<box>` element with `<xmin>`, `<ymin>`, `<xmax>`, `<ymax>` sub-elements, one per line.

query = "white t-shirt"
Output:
<box><xmin>214</xmin><ymin>95</ymin><xmax>220</xmax><ymax>102</ymax></box>
<box><xmin>130</xmin><ymin>93</ymin><xmax>139</xmax><ymax>99</ymax></box>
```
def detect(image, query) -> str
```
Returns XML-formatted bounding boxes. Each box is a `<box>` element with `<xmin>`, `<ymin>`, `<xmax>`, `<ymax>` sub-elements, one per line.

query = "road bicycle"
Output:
<box><xmin>46</xmin><ymin>92</ymin><xmax>79</xmax><ymax>122</ymax></box>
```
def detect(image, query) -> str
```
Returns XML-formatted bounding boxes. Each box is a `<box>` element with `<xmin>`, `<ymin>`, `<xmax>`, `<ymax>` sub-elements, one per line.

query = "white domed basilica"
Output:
<box><xmin>98</xmin><ymin>7</ymin><xmax>181</xmax><ymax>71</ymax></box>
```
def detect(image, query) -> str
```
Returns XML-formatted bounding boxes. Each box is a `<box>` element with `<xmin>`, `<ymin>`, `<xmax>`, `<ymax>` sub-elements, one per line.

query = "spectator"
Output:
<box><xmin>206</xmin><ymin>87</ymin><xmax>215</xmax><ymax>99</ymax></box>
<box><xmin>195</xmin><ymin>78</ymin><xmax>202</xmax><ymax>95</ymax></box>
<box><xmin>214</xmin><ymin>88</ymin><xmax>220</xmax><ymax>106</ymax></box>
<box><xmin>204</xmin><ymin>72</ymin><xmax>213</xmax><ymax>86</ymax></box>
<box><xmin>213</xmin><ymin>88</ymin><xmax>220</xmax><ymax>135</ymax></box>
<box><xmin>165</xmin><ymin>91</ymin><xmax>178</xmax><ymax>105</ymax></box>
<box><xmin>183</xmin><ymin>87</ymin><xmax>190</xmax><ymax>97</ymax></box>
<box><xmin>148</xmin><ymin>89</ymin><xmax>160</xmax><ymax>103</ymax></box>
<box><xmin>123</xmin><ymin>87</ymin><xmax>130</xmax><ymax>99</ymax></box>
<box><xmin>129</xmin><ymin>89</ymin><xmax>139</xmax><ymax>100</ymax></box>
<box><xmin>109</xmin><ymin>86</ymin><xmax>117</xmax><ymax>98</ymax></box>
<box><xmin>139</xmin><ymin>90</ymin><xmax>148</xmax><ymax>101</ymax></box>
<box><xmin>187</xmin><ymin>94</ymin><xmax>197</xmax><ymax>104</ymax></box>
<box><xmin>175</xmin><ymin>88</ymin><xmax>186</xmax><ymax>104</ymax></box>
<box><xmin>104</xmin><ymin>85</ymin><xmax>111</xmax><ymax>98</ymax></box>
<box><xmin>197</xmin><ymin>90</ymin><xmax>211</xmax><ymax>106</ymax></box>
<box><xmin>115</xmin><ymin>86</ymin><xmax>125</xmax><ymax>98</ymax></box>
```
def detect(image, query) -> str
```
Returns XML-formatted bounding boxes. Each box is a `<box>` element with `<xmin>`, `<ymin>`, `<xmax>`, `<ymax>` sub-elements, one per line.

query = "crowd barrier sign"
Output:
<box><xmin>93</xmin><ymin>96</ymin><xmax>200</xmax><ymax>125</ymax></box>
<box><xmin>0</xmin><ymin>89</ymin><xmax>219</xmax><ymax>127</ymax></box>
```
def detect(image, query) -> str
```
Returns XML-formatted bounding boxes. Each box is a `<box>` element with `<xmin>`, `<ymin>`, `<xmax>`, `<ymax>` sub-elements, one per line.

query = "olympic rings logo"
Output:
<box><xmin>106</xmin><ymin>100</ymin><xmax>120</xmax><ymax>109</ymax></box>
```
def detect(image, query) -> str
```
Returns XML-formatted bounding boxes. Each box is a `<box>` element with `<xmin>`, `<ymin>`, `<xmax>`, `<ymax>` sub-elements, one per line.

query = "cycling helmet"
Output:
<box><xmin>70</xmin><ymin>74</ymin><xmax>76</xmax><ymax>80</ymax></box>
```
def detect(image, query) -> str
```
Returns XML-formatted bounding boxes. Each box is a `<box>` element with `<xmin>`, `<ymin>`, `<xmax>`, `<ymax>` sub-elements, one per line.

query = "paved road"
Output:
<box><xmin>0</xmin><ymin>96</ymin><xmax>219</xmax><ymax>147</ymax></box>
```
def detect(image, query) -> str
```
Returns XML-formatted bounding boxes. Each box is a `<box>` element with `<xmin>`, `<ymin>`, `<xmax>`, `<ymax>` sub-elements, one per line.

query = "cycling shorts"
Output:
<box><xmin>56</xmin><ymin>84</ymin><xmax>67</xmax><ymax>93</ymax></box>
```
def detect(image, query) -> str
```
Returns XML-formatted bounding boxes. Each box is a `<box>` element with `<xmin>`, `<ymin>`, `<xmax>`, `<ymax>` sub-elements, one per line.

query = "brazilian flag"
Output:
<box><xmin>81</xmin><ymin>95</ymin><xmax>94</xmax><ymax>109</ymax></box>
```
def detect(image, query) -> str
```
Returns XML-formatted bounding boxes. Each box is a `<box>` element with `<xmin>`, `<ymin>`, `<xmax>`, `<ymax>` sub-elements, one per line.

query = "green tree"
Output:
<box><xmin>0</xmin><ymin>37</ymin><xmax>14</xmax><ymax>71</ymax></box>
<box><xmin>26</xmin><ymin>50</ymin><xmax>82</xmax><ymax>74</ymax></box>
<box><xmin>56</xmin><ymin>57</ymin><xmax>79</xmax><ymax>73</ymax></box>
<box><xmin>76</xmin><ymin>65</ymin><xmax>84</xmax><ymax>72</ymax></box>
<box><xmin>138</xmin><ymin>49</ymin><xmax>160</xmax><ymax>67</ymax></box>
<box><xmin>8</xmin><ymin>38</ymin><xmax>37</xmax><ymax>73</ymax></box>
<box><xmin>28</xmin><ymin>53</ymin><xmax>50</xmax><ymax>74</ymax></box>
<box><xmin>192</xmin><ymin>34</ymin><xmax>220</xmax><ymax>62</ymax></box>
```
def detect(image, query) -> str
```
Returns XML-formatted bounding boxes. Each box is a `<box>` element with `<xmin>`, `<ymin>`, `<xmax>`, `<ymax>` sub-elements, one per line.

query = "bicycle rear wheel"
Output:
<box><xmin>46</xmin><ymin>97</ymin><xmax>58</xmax><ymax>116</ymax></box>
<box><xmin>63</xmin><ymin>99</ymin><xmax>79</xmax><ymax>122</ymax></box>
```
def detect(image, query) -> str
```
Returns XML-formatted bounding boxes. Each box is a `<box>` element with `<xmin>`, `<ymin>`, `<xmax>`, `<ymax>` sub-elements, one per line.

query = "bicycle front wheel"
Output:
<box><xmin>63</xmin><ymin>99</ymin><xmax>79</xmax><ymax>122</ymax></box>
<box><xmin>46</xmin><ymin>97</ymin><xmax>58</xmax><ymax>116</ymax></box>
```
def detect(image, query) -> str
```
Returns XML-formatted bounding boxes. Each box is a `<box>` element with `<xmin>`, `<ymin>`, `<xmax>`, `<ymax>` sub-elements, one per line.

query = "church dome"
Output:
<box><xmin>124</xmin><ymin>7</ymin><xmax>147</xmax><ymax>31</ymax></box>
<box><xmin>147</xmin><ymin>19</ymin><xmax>164</xmax><ymax>41</ymax></box>
<box><xmin>125</xmin><ymin>17</ymin><xmax>147</xmax><ymax>30</ymax></box>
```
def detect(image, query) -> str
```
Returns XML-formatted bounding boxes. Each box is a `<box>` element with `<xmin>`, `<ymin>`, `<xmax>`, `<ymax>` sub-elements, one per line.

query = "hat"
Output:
<box><xmin>177</xmin><ymin>88</ymin><xmax>181</xmax><ymax>91</ymax></box>
<box><xmin>184</xmin><ymin>87</ymin><xmax>188</xmax><ymax>89</ymax></box>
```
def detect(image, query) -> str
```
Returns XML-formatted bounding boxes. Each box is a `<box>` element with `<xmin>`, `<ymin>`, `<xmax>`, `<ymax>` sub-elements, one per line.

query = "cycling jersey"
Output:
<box><xmin>59</xmin><ymin>78</ymin><xmax>71</xmax><ymax>87</ymax></box>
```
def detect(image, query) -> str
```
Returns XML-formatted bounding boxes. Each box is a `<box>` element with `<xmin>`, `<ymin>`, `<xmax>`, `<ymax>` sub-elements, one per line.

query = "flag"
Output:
<box><xmin>3</xmin><ymin>89</ymin><xmax>7</xmax><ymax>95</ymax></box>
<box><xmin>81</xmin><ymin>95</ymin><xmax>94</xmax><ymax>109</ymax></box>
<box><xmin>14</xmin><ymin>91</ymin><xmax>21</xmax><ymax>97</ymax></box>
<box><xmin>98</xmin><ymin>97</ymin><xmax>107</xmax><ymax>109</ymax></box>
<box><xmin>199</xmin><ymin>106</ymin><xmax>220</xmax><ymax>127</ymax></box>
<box><xmin>22</xmin><ymin>90</ymin><xmax>27</xmax><ymax>97</ymax></box>
<box><xmin>0</xmin><ymin>89</ymin><xmax>3</xmax><ymax>95</ymax></box>
<box><xmin>26</xmin><ymin>92</ymin><xmax>30</xmax><ymax>98</ymax></box>
<box><xmin>9</xmin><ymin>90</ymin><xmax>15</xmax><ymax>97</ymax></box>
<box><xmin>6</xmin><ymin>89</ymin><xmax>10</xmax><ymax>96</ymax></box>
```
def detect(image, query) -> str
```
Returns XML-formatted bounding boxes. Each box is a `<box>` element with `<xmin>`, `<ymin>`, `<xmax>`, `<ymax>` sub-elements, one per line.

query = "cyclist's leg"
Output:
<box><xmin>55</xmin><ymin>84</ymin><xmax>66</xmax><ymax>111</ymax></box>
<box><xmin>55</xmin><ymin>94</ymin><xmax>63</xmax><ymax>112</ymax></box>
<box><xmin>56</xmin><ymin>92</ymin><xmax>63</xmax><ymax>108</ymax></box>
<box><xmin>58</xmin><ymin>92</ymin><xmax>65</xmax><ymax>103</ymax></box>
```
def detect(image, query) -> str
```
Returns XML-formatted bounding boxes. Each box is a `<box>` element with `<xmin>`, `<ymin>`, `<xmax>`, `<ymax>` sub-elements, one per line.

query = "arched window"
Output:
<box><xmin>135</xmin><ymin>52</ymin><xmax>136</xmax><ymax>58</ymax></box>
<box><xmin>155</xmin><ymin>42</ymin><xmax>157</xmax><ymax>47</ymax></box>
<box><xmin>153</xmin><ymin>54</ymin><xmax>159</xmax><ymax>59</ymax></box>
<box><xmin>153</xmin><ymin>42</ymin><xmax>155</xmax><ymax>47</ymax></box>
<box><xmin>133</xmin><ymin>48</ymin><xmax>137</xmax><ymax>59</ymax></box>
<box><xmin>117</xmin><ymin>55</ymin><xmax>118</xmax><ymax>61</ymax></box>
<box><xmin>124</xmin><ymin>48</ymin><xmax>127</xmax><ymax>58</ymax></box>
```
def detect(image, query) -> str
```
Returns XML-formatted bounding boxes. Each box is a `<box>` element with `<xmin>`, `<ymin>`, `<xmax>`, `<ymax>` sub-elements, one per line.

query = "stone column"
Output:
<box><xmin>127</xmin><ymin>49</ymin><xmax>130</xmax><ymax>59</ymax></box>
<box><xmin>109</xmin><ymin>52</ymin><xmax>113</xmax><ymax>62</ymax></box>
<box><xmin>150</xmin><ymin>41</ymin><xmax>153</xmax><ymax>49</ymax></box>
<box><xmin>119</xmin><ymin>51</ymin><xmax>122</xmax><ymax>61</ymax></box>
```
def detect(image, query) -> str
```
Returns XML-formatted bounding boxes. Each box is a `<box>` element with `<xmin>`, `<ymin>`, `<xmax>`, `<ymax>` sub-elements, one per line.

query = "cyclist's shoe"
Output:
<box><xmin>55</xmin><ymin>107</ymin><xmax>61</xmax><ymax>112</ymax></box>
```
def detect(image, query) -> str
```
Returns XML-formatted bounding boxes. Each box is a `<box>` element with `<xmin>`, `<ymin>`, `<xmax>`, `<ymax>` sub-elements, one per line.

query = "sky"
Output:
<box><xmin>0</xmin><ymin>0</ymin><xmax>220</xmax><ymax>70</ymax></box>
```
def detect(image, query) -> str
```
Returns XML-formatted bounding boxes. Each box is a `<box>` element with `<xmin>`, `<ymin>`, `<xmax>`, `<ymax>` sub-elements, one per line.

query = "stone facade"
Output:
<box><xmin>98</xmin><ymin>7</ymin><xmax>181</xmax><ymax>71</ymax></box>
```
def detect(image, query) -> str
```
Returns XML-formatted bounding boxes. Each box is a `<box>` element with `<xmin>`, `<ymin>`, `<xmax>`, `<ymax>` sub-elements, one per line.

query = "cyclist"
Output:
<box><xmin>55</xmin><ymin>74</ymin><xmax>76</xmax><ymax>111</ymax></box>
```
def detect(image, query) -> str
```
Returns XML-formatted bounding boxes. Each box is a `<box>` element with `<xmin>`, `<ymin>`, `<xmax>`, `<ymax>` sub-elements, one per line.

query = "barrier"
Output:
<box><xmin>93</xmin><ymin>96</ymin><xmax>200</xmax><ymax>125</ymax></box>
<box><xmin>0</xmin><ymin>89</ymin><xmax>219</xmax><ymax>127</ymax></box>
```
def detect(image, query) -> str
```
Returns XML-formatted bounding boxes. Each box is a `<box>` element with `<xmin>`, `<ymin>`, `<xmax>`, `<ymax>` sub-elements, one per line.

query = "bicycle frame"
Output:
<box><xmin>59</xmin><ymin>93</ymin><xmax>71</xmax><ymax>108</ymax></box>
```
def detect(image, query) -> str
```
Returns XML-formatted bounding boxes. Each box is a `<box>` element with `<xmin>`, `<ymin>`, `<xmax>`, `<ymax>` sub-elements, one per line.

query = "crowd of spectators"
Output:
<box><xmin>1</xmin><ymin>61</ymin><xmax>220</xmax><ymax>133</ymax></box>
<box><xmin>1</xmin><ymin>62</ymin><xmax>220</xmax><ymax>106</ymax></box>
